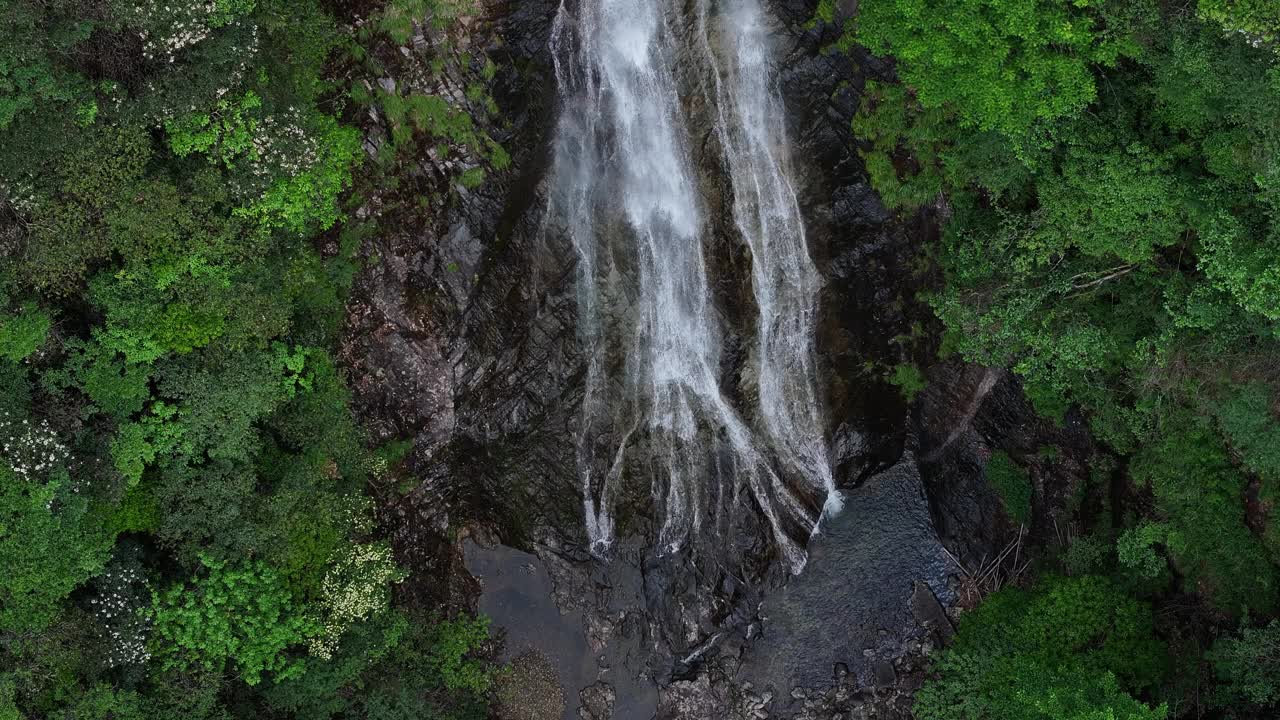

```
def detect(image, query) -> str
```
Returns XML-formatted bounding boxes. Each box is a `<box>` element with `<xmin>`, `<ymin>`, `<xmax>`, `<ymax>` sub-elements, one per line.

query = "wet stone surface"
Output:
<box><xmin>738</xmin><ymin>455</ymin><xmax>952</xmax><ymax>699</ymax></box>
<box><xmin>467</xmin><ymin>454</ymin><xmax>953</xmax><ymax>720</ymax></box>
<box><xmin>465</xmin><ymin>538</ymin><xmax>660</xmax><ymax>720</ymax></box>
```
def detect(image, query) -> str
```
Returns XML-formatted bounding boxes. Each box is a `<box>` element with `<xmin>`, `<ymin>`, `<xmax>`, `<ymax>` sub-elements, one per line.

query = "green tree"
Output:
<box><xmin>855</xmin><ymin>0</ymin><xmax>1134</xmax><ymax>150</ymax></box>
<box><xmin>0</xmin><ymin>460</ymin><xmax>114</xmax><ymax>633</ymax></box>
<box><xmin>1132</xmin><ymin>413</ymin><xmax>1276</xmax><ymax>614</ymax></box>
<box><xmin>1209</xmin><ymin>621</ymin><xmax>1280</xmax><ymax>709</ymax></box>
<box><xmin>148</xmin><ymin>556</ymin><xmax>318</xmax><ymax>685</ymax></box>
<box><xmin>915</xmin><ymin>575</ymin><xmax>1168</xmax><ymax>720</ymax></box>
<box><xmin>1198</xmin><ymin>0</ymin><xmax>1280</xmax><ymax>37</ymax></box>
<box><xmin>0</xmin><ymin>303</ymin><xmax>49</xmax><ymax>362</ymax></box>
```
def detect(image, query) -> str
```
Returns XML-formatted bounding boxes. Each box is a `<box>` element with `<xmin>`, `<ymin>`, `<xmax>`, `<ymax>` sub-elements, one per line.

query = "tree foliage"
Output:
<box><xmin>854</xmin><ymin>0</ymin><xmax>1280</xmax><ymax>605</ymax></box>
<box><xmin>149</xmin><ymin>556</ymin><xmax>317</xmax><ymax>685</ymax></box>
<box><xmin>915</xmin><ymin>575</ymin><xmax>1168</xmax><ymax>720</ymax></box>
<box><xmin>0</xmin><ymin>0</ymin><xmax>501</xmax><ymax>715</ymax></box>
<box><xmin>849</xmin><ymin>0</ymin><xmax>1280</xmax><ymax>711</ymax></box>
<box><xmin>1209</xmin><ymin>621</ymin><xmax>1280</xmax><ymax>710</ymax></box>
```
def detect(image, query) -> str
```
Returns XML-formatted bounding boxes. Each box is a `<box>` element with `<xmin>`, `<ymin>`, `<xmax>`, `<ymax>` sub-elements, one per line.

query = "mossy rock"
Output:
<box><xmin>494</xmin><ymin>650</ymin><xmax>565</xmax><ymax>720</ymax></box>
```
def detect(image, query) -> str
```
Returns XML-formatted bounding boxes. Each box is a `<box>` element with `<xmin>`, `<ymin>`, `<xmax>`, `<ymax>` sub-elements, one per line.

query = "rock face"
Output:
<box><xmin>340</xmin><ymin>0</ymin><xmax>1060</xmax><ymax>717</ymax></box>
<box><xmin>341</xmin><ymin>0</ymin><xmax>583</xmax><ymax>576</ymax></box>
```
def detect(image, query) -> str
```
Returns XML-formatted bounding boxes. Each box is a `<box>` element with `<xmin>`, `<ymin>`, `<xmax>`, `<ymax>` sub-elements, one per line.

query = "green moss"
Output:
<box><xmin>888</xmin><ymin>362</ymin><xmax>926</xmax><ymax>402</ymax></box>
<box><xmin>986</xmin><ymin>451</ymin><xmax>1032</xmax><ymax>525</ymax></box>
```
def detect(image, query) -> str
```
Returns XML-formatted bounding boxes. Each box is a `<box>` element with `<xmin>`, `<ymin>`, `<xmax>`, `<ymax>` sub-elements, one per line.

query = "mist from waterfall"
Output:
<box><xmin>549</xmin><ymin>0</ymin><xmax>835</xmax><ymax>573</ymax></box>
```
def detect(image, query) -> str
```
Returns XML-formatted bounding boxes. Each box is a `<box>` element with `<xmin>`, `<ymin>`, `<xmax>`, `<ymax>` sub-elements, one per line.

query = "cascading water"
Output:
<box><xmin>697</xmin><ymin>0</ymin><xmax>840</xmax><ymax>516</ymax></box>
<box><xmin>549</xmin><ymin>0</ymin><xmax>836</xmax><ymax>573</ymax></box>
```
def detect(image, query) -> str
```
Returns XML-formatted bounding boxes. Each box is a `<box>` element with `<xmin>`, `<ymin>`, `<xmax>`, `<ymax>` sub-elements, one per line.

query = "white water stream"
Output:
<box><xmin>549</xmin><ymin>0</ymin><xmax>835</xmax><ymax>573</ymax></box>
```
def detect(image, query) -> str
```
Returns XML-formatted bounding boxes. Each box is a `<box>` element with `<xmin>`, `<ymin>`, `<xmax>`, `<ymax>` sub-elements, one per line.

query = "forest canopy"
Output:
<box><xmin>0</xmin><ymin>0</ymin><xmax>503</xmax><ymax>717</ymax></box>
<box><xmin>845</xmin><ymin>0</ymin><xmax>1280</xmax><ymax>715</ymax></box>
<box><xmin>5</xmin><ymin>0</ymin><xmax>1280</xmax><ymax>716</ymax></box>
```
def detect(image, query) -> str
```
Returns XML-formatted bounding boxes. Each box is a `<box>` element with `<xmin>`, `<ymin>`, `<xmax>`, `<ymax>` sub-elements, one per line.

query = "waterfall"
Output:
<box><xmin>697</xmin><ymin>0</ymin><xmax>840</xmax><ymax>516</ymax></box>
<box><xmin>549</xmin><ymin>0</ymin><xmax>837</xmax><ymax>573</ymax></box>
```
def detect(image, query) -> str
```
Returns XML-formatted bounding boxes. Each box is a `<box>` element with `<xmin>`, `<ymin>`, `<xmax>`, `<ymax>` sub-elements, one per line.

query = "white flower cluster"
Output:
<box><xmin>148</xmin><ymin>25</ymin><xmax>258</xmax><ymax>120</ymax></box>
<box><xmin>0</xmin><ymin>415</ymin><xmax>70</xmax><ymax>481</ymax></box>
<box><xmin>0</xmin><ymin>178</ymin><xmax>39</xmax><ymax>215</ymax></box>
<box><xmin>1235</xmin><ymin>29</ymin><xmax>1269</xmax><ymax>49</ymax></box>
<box><xmin>90</xmin><ymin>562</ymin><xmax>152</xmax><ymax>667</ymax></box>
<box><xmin>308</xmin><ymin>542</ymin><xmax>402</xmax><ymax>660</ymax></box>
<box><xmin>133</xmin><ymin>0</ymin><xmax>257</xmax><ymax>62</ymax></box>
<box><xmin>134</xmin><ymin>0</ymin><xmax>216</xmax><ymax>61</ymax></box>
<box><xmin>341</xmin><ymin>494</ymin><xmax>376</xmax><ymax>536</ymax></box>
<box><xmin>250</xmin><ymin>108</ymin><xmax>321</xmax><ymax>180</ymax></box>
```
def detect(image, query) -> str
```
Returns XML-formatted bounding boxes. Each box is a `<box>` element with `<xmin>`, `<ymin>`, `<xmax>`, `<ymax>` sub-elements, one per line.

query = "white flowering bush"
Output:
<box><xmin>132</xmin><ymin>0</ymin><xmax>257</xmax><ymax>63</ymax></box>
<box><xmin>167</xmin><ymin>92</ymin><xmax>320</xmax><ymax>181</ymax></box>
<box><xmin>0</xmin><ymin>414</ymin><xmax>70</xmax><ymax>482</ymax></box>
<box><xmin>164</xmin><ymin>89</ymin><xmax>357</xmax><ymax>232</ymax></box>
<box><xmin>307</xmin><ymin>540</ymin><xmax>405</xmax><ymax>660</ymax></box>
<box><xmin>90</xmin><ymin>555</ymin><xmax>152</xmax><ymax>667</ymax></box>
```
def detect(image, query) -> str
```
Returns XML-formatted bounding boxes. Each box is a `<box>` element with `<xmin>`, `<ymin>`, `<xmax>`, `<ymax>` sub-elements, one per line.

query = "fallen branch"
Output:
<box><xmin>1069</xmin><ymin>263</ymin><xmax>1137</xmax><ymax>293</ymax></box>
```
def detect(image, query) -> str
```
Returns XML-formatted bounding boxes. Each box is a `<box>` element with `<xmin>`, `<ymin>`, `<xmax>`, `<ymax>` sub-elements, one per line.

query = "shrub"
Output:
<box><xmin>1209</xmin><ymin>621</ymin><xmax>1280</xmax><ymax>709</ymax></box>
<box><xmin>1117</xmin><ymin>522</ymin><xmax>1169</xmax><ymax>582</ymax></box>
<box><xmin>915</xmin><ymin>575</ymin><xmax>1168</xmax><ymax>720</ymax></box>
<box><xmin>1064</xmin><ymin>534</ymin><xmax>1110</xmax><ymax>576</ymax></box>
<box><xmin>0</xmin><ymin>303</ymin><xmax>50</xmax><ymax>362</ymax></box>
<box><xmin>148</xmin><ymin>556</ymin><xmax>318</xmax><ymax>685</ymax></box>
<box><xmin>1131</xmin><ymin>413</ymin><xmax>1276</xmax><ymax>614</ymax></box>
<box><xmin>888</xmin><ymin>362</ymin><xmax>926</xmax><ymax>402</ymax></box>
<box><xmin>0</xmin><ymin>460</ymin><xmax>115</xmax><ymax>633</ymax></box>
<box><xmin>986</xmin><ymin>451</ymin><xmax>1032</xmax><ymax>524</ymax></box>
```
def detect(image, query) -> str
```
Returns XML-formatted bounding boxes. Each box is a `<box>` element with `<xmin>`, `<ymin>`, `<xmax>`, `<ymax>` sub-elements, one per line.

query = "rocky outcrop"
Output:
<box><xmin>914</xmin><ymin>361</ymin><xmax>1096</xmax><ymax>573</ymax></box>
<box><xmin>341</xmin><ymin>0</ymin><xmax>582</xmax><ymax>609</ymax></box>
<box><xmin>737</xmin><ymin>457</ymin><xmax>950</xmax><ymax>696</ymax></box>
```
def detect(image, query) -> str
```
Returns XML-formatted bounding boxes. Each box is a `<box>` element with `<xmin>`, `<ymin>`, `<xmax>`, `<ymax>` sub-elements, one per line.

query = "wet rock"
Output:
<box><xmin>465</xmin><ymin>540</ymin><xmax>595</xmax><ymax>719</ymax></box>
<box><xmin>914</xmin><ymin>360</ymin><xmax>1096</xmax><ymax>567</ymax></box>
<box><xmin>831</xmin><ymin>183</ymin><xmax>891</xmax><ymax>229</ymax></box>
<box><xmin>466</xmin><ymin>538</ymin><xmax>661</xmax><ymax>720</ymax></box>
<box><xmin>872</xmin><ymin>661</ymin><xmax>895</xmax><ymax>688</ymax></box>
<box><xmin>738</xmin><ymin>455</ymin><xmax>951</xmax><ymax>702</ymax></box>
<box><xmin>909</xmin><ymin>580</ymin><xmax>954</xmax><ymax>646</ymax></box>
<box><xmin>343</xmin><ymin>0</ymin><xmax>584</xmax><ymax>573</ymax></box>
<box><xmin>657</xmin><ymin>676</ymin><xmax>731</xmax><ymax>720</ymax></box>
<box><xmin>579</xmin><ymin>682</ymin><xmax>615</xmax><ymax>720</ymax></box>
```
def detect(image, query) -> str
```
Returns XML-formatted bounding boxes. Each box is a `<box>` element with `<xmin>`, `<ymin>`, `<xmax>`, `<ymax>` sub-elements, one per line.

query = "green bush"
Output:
<box><xmin>986</xmin><ymin>451</ymin><xmax>1032</xmax><ymax>524</ymax></box>
<box><xmin>855</xmin><ymin>0</ymin><xmax>1133</xmax><ymax>153</ymax></box>
<box><xmin>1215</xmin><ymin>383</ymin><xmax>1280</xmax><ymax>489</ymax></box>
<box><xmin>0</xmin><ymin>461</ymin><xmax>115</xmax><ymax>633</ymax></box>
<box><xmin>1063</xmin><ymin>534</ymin><xmax>1111</xmax><ymax>576</ymax></box>
<box><xmin>915</xmin><ymin>575</ymin><xmax>1168</xmax><ymax>720</ymax></box>
<box><xmin>1210</xmin><ymin>621</ymin><xmax>1280</xmax><ymax>709</ymax></box>
<box><xmin>1117</xmin><ymin>522</ymin><xmax>1169</xmax><ymax>583</ymax></box>
<box><xmin>1131</xmin><ymin>413</ymin><xmax>1276</xmax><ymax>615</ymax></box>
<box><xmin>0</xmin><ymin>303</ymin><xmax>50</xmax><ymax>362</ymax></box>
<box><xmin>1198</xmin><ymin>0</ymin><xmax>1280</xmax><ymax>36</ymax></box>
<box><xmin>888</xmin><ymin>362</ymin><xmax>926</xmax><ymax>402</ymax></box>
<box><xmin>148</xmin><ymin>556</ymin><xmax>318</xmax><ymax>685</ymax></box>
